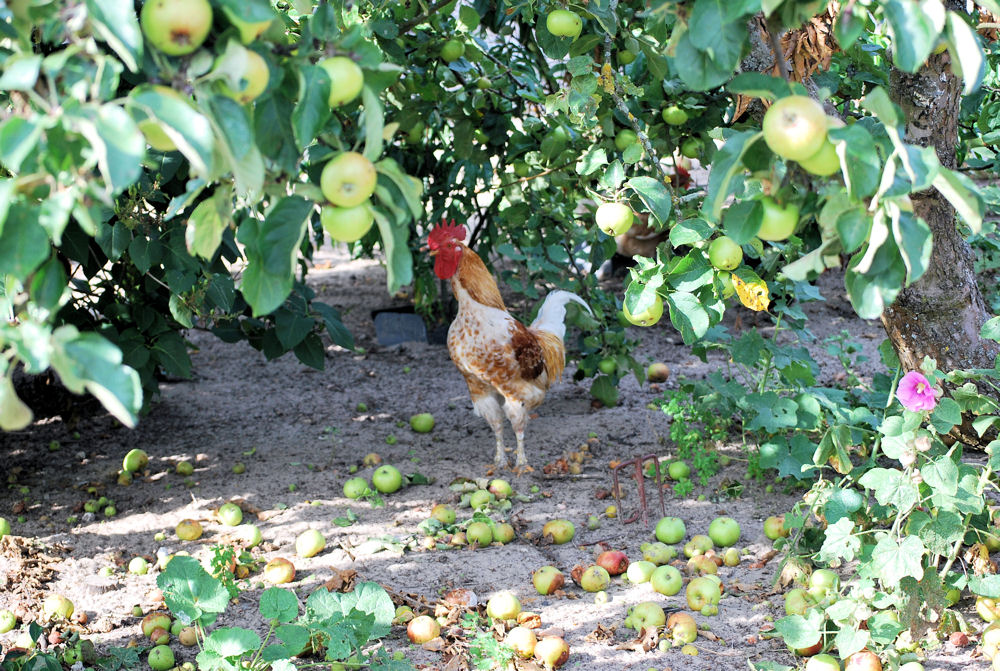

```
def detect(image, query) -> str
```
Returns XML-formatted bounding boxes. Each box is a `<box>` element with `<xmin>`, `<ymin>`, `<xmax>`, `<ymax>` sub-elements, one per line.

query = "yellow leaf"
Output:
<box><xmin>731</xmin><ymin>273</ymin><xmax>770</xmax><ymax>312</ymax></box>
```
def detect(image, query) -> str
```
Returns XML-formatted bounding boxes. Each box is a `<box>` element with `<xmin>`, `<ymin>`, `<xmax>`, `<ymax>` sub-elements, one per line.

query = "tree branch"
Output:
<box><xmin>399</xmin><ymin>0</ymin><xmax>457</xmax><ymax>34</ymax></box>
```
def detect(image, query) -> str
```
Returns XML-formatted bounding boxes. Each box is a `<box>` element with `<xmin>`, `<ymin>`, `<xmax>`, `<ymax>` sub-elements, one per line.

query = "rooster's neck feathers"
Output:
<box><xmin>453</xmin><ymin>244</ymin><xmax>505</xmax><ymax>311</ymax></box>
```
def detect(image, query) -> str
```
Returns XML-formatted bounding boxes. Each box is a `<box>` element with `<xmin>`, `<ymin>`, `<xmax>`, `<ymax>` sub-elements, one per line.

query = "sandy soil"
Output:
<box><xmin>0</xmin><ymin>244</ymin><xmax>990</xmax><ymax>671</ymax></box>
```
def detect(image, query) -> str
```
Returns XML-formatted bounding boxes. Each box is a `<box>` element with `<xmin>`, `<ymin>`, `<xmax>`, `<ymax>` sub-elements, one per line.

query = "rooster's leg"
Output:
<box><xmin>471</xmin><ymin>389</ymin><xmax>508</xmax><ymax>467</ymax></box>
<box><xmin>503</xmin><ymin>400</ymin><xmax>530</xmax><ymax>470</ymax></box>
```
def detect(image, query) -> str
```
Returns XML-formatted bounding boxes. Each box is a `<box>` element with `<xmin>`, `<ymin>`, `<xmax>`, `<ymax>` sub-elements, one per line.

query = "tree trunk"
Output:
<box><xmin>883</xmin><ymin>45</ymin><xmax>999</xmax><ymax>378</ymax></box>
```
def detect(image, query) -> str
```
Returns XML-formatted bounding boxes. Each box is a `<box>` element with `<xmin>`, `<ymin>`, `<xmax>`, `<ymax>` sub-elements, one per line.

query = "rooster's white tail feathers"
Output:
<box><xmin>530</xmin><ymin>290</ymin><xmax>592</xmax><ymax>341</ymax></box>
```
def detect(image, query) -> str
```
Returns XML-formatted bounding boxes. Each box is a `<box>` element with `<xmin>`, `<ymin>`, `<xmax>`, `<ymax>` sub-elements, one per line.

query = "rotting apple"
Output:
<box><xmin>542</xmin><ymin>519</ymin><xmax>575</xmax><ymax>544</ymax></box>
<box><xmin>647</xmin><ymin>362</ymin><xmax>670</xmax><ymax>383</ymax></box>
<box><xmin>140</xmin><ymin>0</ymin><xmax>213</xmax><ymax>56</ymax></box>
<box><xmin>723</xmin><ymin>548</ymin><xmax>740</xmax><ymax>567</ymax></box>
<box><xmin>642</xmin><ymin>541</ymin><xmax>677</xmax><ymax>565</ymax></box>
<box><xmin>578</xmin><ymin>565</ymin><xmax>611</xmax><ymax>592</ymax></box>
<box><xmin>764</xmin><ymin>515</ymin><xmax>789</xmax><ymax>540</ymax></box>
<box><xmin>488</xmin><ymin>478</ymin><xmax>513</xmax><ymax>499</ymax></box>
<box><xmin>317</xmin><ymin>56</ymin><xmax>364</xmax><ymax>107</ymax></box>
<box><xmin>545</xmin><ymin>10</ymin><xmax>583</xmax><ymax>38</ymax></box>
<box><xmin>430</xmin><ymin>504</ymin><xmax>456</xmax><ymax>525</ymax></box>
<box><xmin>407</xmin><ymin>615</ymin><xmax>440</xmax><ymax>644</ymax></box>
<box><xmin>141</xmin><ymin>613</ymin><xmax>172</xmax><ymax>639</ymax></box>
<box><xmin>685</xmin><ymin>576</ymin><xmax>721</xmax><ymax>612</ymax></box>
<box><xmin>650</xmin><ymin>565</ymin><xmax>683</xmax><ymax>596</ymax></box>
<box><xmin>844</xmin><ymin>650</ymin><xmax>882</xmax><ymax>671</ymax></box>
<box><xmin>595</xmin><ymin>202</ymin><xmax>634</xmax><ymax>236</ymax></box>
<box><xmin>533</xmin><ymin>636</ymin><xmax>570</xmax><ymax>669</ymax></box>
<box><xmin>506</xmin><ymin>626</ymin><xmax>537</xmax><ymax>658</ymax></box>
<box><xmin>687</xmin><ymin>555</ymin><xmax>718</xmax><ymax>576</ymax></box>
<box><xmin>707</xmin><ymin>517</ymin><xmax>741</xmax><ymax>547</ymax></box>
<box><xmin>466</xmin><ymin>521</ymin><xmax>494</xmax><ymax>546</ymax></box>
<box><xmin>178</xmin><ymin>627</ymin><xmax>197</xmax><ymax>647</ymax></box>
<box><xmin>493</xmin><ymin>522</ymin><xmax>515</xmax><ymax>544</ymax></box>
<box><xmin>595</xmin><ymin>550</ymin><xmax>629</xmax><ymax>576</ymax></box>
<box><xmin>532</xmin><ymin>566</ymin><xmax>565</xmax><ymax>595</ymax></box>
<box><xmin>320</xmin><ymin>152</ymin><xmax>377</xmax><ymax>208</ymax></box>
<box><xmin>175</xmin><ymin>519</ymin><xmax>203</xmax><ymax>541</ymax></box>
<box><xmin>684</xmin><ymin>535</ymin><xmax>714</xmax><ymax>558</ymax></box>
<box><xmin>762</xmin><ymin>95</ymin><xmax>829</xmax><ymax>161</ymax></box>
<box><xmin>785</xmin><ymin>587</ymin><xmax>817</xmax><ymax>616</ymax></box>
<box><xmin>757</xmin><ymin>197</ymin><xmax>799</xmax><ymax>241</ymax></box>
<box><xmin>149</xmin><ymin>628</ymin><xmax>170</xmax><ymax>645</ymax></box>
<box><xmin>217</xmin><ymin>502</ymin><xmax>243</xmax><ymax>527</ymax></box>
<box><xmin>147</xmin><ymin>645</ymin><xmax>174</xmax><ymax>671</ymax></box>
<box><xmin>372</xmin><ymin>464</ymin><xmax>403</xmax><ymax>494</ymax></box>
<box><xmin>486</xmin><ymin>591</ymin><xmax>522</xmax><ymax>620</ymax></box>
<box><xmin>668</xmin><ymin>612</ymin><xmax>698</xmax><ymax>645</ymax></box>
<box><xmin>654</xmin><ymin>516</ymin><xmax>686</xmax><ymax>544</ymax></box>
<box><xmin>469</xmin><ymin>489</ymin><xmax>493</xmax><ymax>510</ymax></box>
<box><xmin>979</xmin><ymin>596</ymin><xmax>1000</xmax><ymax>622</ymax></box>
<box><xmin>295</xmin><ymin>529</ymin><xmax>326</xmax><ymax>558</ymax></box>
<box><xmin>263</xmin><ymin>557</ymin><xmax>296</xmax><ymax>584</ymax></box>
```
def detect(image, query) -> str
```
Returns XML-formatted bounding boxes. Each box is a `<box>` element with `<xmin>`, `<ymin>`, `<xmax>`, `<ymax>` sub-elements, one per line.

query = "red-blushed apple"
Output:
<box><xmin>141</xmin><ymin>613</ymin><xmax>172</xmax><ymax>639</ymax></box>
<box><xmin>533</xmin><ymin>636</ymin><xmax>570</xmax><ymax>668</ymax></box>
<box><xmin>149</xmin><ymin>627</ymin><xmax>169</xmax><ymax>645</ymax></box>
<box><xmin>686</xmin><ymin>554</ymin><xmax>718</xmax><ymax>575</ymax></box>
<box><xmin>486</xmin><ymin>591</ymin><xmax>521</xmax><ymax>620</ymax></box>
<box><xmin>764</xmin><ymin>515</ymin><xmax>789</xmax><ymax>540</ymax></box>
<box><xmin>488</xmin><ymin>478</ymin><xmax>513</xmax><ymax>499</ymax></box>
<box><xmin>685</xmin><ymin>576</ymin><xmax>721</xmax><ymax>612</ymax></box>
<box><xmin>532</xmin><ymin>566</ymin><xmax>565</xmax><ymax>595</ymax></box>
<box><xmin>506</xmin><ymin>626</ymin><xmax>537</xmax><ymax>658</ymax></box>
<box><xmin>684</xmin><ymin>535</ymin><xmax>714</xmax><ymax>558</ymax></box>
<box><xmin>667</xmin><ymin>612</ymin><xmax>698</xmax><ymax>645</ymax></box>
<box><xmin>263</xmin><ymin>557</ymin><xmax>295</xmax><ymax>584</ymax></box>
<box><xmin>595</xmin><ymin>550</ymin><xmax>629</xmax><ymax>576</ymax></box>
<box><xmin>707</xmin><ymin>516</ymin><xmax>741</xmax><ymax>547</ymax></box>
<box><xmin>845</xmin><ymin>650</ymin><xmax>882</xmax><ymax>671</ymax></box>
<box><xmin>785</xmin><ymin>587</ymin><xmax>817</xmax><ymax>616</ymax></box>
<box><xmin>627</xmin><ymin>601</ymin><xmax>666</xmax><ymax>631</ymax></box>
<box><xmin>625</xmin><ymin>560</ymin><xmax>656</xmax><ymax>584</ymax></box>
<box><xmin>805</xmin><ymin>653</ymin><xmax>841</xmax><ymax>671</ymax></box>
<box><xmin>650</xmin><ymin>565</ymin><xmax>683</xmax><ymax>596</ymax></box>
<box><xmin>654</xmin><ymin>516</ymin><xmax>686</xmax><ymax>544</ymax></box>
<box><xmin>762</xmin><ymin>95</ymin><xmax>828</xmax><ymax>161</ymax></box>
<box><xmin>578</xmin><ymin>565</ymin><xmax>611</xmax><ymax>592</ymax></box>
<box><xmin>406</xmin><ymin>615</ymin><xmax>440</xmax><ymax>644</ymax></box>
<box><xmin>542</xmin><ymin>519</ymin><xmax>575</xmax><ymax>544</ymax></box>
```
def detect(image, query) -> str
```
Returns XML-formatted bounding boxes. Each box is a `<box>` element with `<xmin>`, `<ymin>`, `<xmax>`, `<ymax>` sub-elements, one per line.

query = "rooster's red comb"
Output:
<box><xmin>428</xmin><ymin>219</ymin><xmax>467</xmax><ymax>248</ymax></box>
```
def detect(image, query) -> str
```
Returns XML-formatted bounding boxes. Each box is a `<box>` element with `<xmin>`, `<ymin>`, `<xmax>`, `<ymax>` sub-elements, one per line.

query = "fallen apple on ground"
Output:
<box><xmin>533</xmin><ymin>636</ymin><xmax>569</xmax><ymax>668</ymax></box>
<box><xmin>642</xmin><ymin>541</ymin><xmax>677</xmax><ymax>565</ymax></box>
<box><xmin>595</xmin><ymin>550</ymin><xmax>629</xmax><ymax>576</ymax></box>
<box><xmin>486</xmin><ymin>591</ymin><xmax>521</xmax><ymax>620</ymax></box>
<box><xmin>650</xmin><ymin>565</ymin><xmax>684</xmax><ymax>596</ymax></box>
<box><xmin>764</xmin><ymin>515</ymin><xmax>789</xmax><ymax>540</ymax></box>
<box><xmin>685</xmin><ymin>577</ymin><xmax>721</xmax><ymax>612</ymax></box>
<box><xmin>141</xmin><ymin>613</ymin><xmax>172</xmax><ymax>638</ymax></box>
<box><xmin>372</xmin><ymin>464</ymin><xmax>403</xmax><ymax>493</ymax></box>
<box><xmin>578</xmin><ymin>565</ymin><xmax>611</xmax><ymax>592</ymax></box>
<box><xmin>626</xmin><ymin>601</ymin><xmax>665</xmax><ymax>631</ymax></box>
<box><xmin>532</xmin><ymin>566</ymin><xmax>565</xmax><ymax>595</ymax></box>
<box><xmin>263</xmin><ymin>558</ymin><xmax>296</xmax><ymax>584</ymax></box>
<box><xmin>506</xmin><ymin>626</ymin><xmax>537</xmax><ymax>658</ymax></box>
<box><xmin>707</xmin><ymin>516</ymin><xmax>741</xmax><ymax>547</ymax></box>
<box><xmin>654</xmin><ymin>516</ymin><xmax>686</xmax><ymax>544</ymax></box>
<box><xmin>430</xmin><ymin>504</ymin><xmax>456</xmax><ymax>524</ymax></box>
<box><xmin>175</xmin><ymin>519</ymin><xmax>203</xmax><ymax>541</ymax></box>
<box><xmin>295</xmin><ymin>529</ymin><xmax>326</xmax><ymax>558</ymax></box>
<box><xmin>785</xmin><ymin>587</ymin><xmax>817</xmax><ymax>616</ymax></box>
<box><xmin>43</xmin><ymin>594</ymin><xmax>74</xmax><ymax>620</ymax></box>
<box><xmin>684</xmin><ymin>535</ymin><xmax>713</xmax><ymax>558</ymax></box>
<box><xmin>217</xmin><ymin>502</ymin><xmax>243</xmax><ymax>526</ymax></box>
<box><xmin>466</xmin><ymin>521</ymin><xmax>493</xmax><ymax>546</ymax></box>
<box><xmin>625</xmin><ymin>560</ymin><xmax>656</xmax><ymax>584</ymax></box>
<box><xmin>122</xmin><ymin>448</ymin><xmax>149</xmax><ymax>473</ymax></box>
<box><xmin>128</xmin><ymin>557</ymin><xmax>149</xmax><ymax>575</ymax></box>
<box><xmin>406</xmin><ymin>615</ymin><xmax>440</xmax><ymax>643</ymax></box>
<box><xmin>542</xmin><ymin>519</ymin><xmax>575</xmax><ymax>544</ymax></box>
<box><xmin>147</xmin><ymin>645</ymin><xmax>174</xmax><ymax>671</ymax></box>
<box><xmin>667</xmin><ymin>612</ymin><xmax>698</xmax><ymax>645</ymax></box>
<box><xmin>343</xmin><ymin>477</ymin><xmax>370</xmax><ymax>499</ymax></box>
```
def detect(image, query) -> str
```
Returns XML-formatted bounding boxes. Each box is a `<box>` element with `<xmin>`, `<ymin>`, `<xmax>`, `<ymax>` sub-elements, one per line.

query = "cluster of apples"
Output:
<box><xmin>342</xmin><ymin>461</ymin><xmax>406</xmax><ymax>500</ymax></box>
<box><xmin>416</xmin><ymin>479</ymin><xmax>520</xmax><ymax>550</ymax></box>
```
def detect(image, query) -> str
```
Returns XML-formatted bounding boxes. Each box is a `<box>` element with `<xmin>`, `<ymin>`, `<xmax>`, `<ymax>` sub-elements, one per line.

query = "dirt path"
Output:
<box><xmin>0</xmin><ymin>246</ymin><xmax>987</xmax><ymax>670</ymax></box>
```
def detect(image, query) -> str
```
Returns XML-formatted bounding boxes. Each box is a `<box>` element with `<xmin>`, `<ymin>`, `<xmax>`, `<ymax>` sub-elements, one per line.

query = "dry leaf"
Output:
<box><xmin>321</xmin><ymin>568</ymin><xmax>357</xmax><ymax>593</ymax></box>
<box><xmin>615</xmin><ymin>626</ymin><xmax>659</xmax><ymax>652</ymax></box>
<box><xmin>584</xmin><ymin>623</ymin><xmax>616</xmax><ymax>643</ymax></box>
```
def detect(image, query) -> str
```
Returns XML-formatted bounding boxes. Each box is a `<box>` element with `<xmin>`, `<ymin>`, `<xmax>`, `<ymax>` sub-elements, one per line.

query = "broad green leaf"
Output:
<box><xmin>834</xmin><ymin>626</ymin><xmax>870</xmax><ymax>660</ymax></box>
<box><xmin>817</xmin><ymin>518</ymin><xmax>861</xmax><ymax>563</ymax></box>
<box><xmin>703</xmin><ymin>130</ymin><xmax>763</xmax><ymax>222</ymax></box>
<box><xmin>858</xmin><ymin>467</ymin><xmax>919</xmax><ymax>511</ymax></box>
<box><xmin>726</xmin><ymin>73</ymin><xmax>791</xmax><ymax>101</ymax></box>
<box><xmin>129</xmin><ymin>86</ymin><xmax>215</xmax><ymax>177</ymax></box>
<box><xmin>626</xmin><ymin>176</ymin><xmax>672</xmax><ymax>227</ymax></box>
<box><xmin>666</xmin><ymin>291</ymin><xmax>709</xmax><ymax>344</ymax></box>
<box><xmin>836</xmin><ymin>208</ymin><xmax>872</xmax><ymax>254</ymax></box>
<box><xmin>722</xmin><ymin>200</ymin><xmax>763</xmax><ymax>245</ymax></box>
<box><xmin>313</xmin><ymin>302</ymin><xmax>354</xmax><ymax>350</ymax></box>
<box><xmin>375</xmin><ymin>158</ymin><xmax>423</xmax><ymax>220</ymax></box>
<box><xmin>773</xmin><ymin>610</ymin><xmax>824</xmax><ymax>649</ymax></box>
<box><xmin>258</xmin><ymin>196</ymin><xmax>313</xmax><ymax>277</ymax></box>
<box><xmin>152</xmin><ymin>331</ymin><xmax>192</xmax><ymax>379</ymax></box>
<box><xmin>0</xmin><ymin>54</ymin><xmax>41</xmax><ymax>91</ymax></box>
<box><xmin>156</xmin><ymin>556</ymin><xmax>230</xmax><ymax>623</ymax></box>
<box><xmin>932</xmin><ymin>167</ymin><xmax>984</xmax><ymax>234</ymax></box>
<box><xmin>829</xmin><ymin>125</ymin><xmax>881</xmax><ymax>199</ymax></box>
<box><xmin>834</xmin><ymin>5</ymin><xmax>866</xmax><ymax>47</ymax></box>
<box><xmin>0</xmin><ymin>117</ymin><xmax>43</xmax><ymax>172</ymax></box>
<box><xmin>744</xmin><ymin>392</ymin><xmax>798</xmax><ymax>433</ymax></box>
<box><xmin>982</xmin><ymin>316</ymin><xmax>1000</xmax><ymax>342</ymax></box>
<box><xmin>204</xmin><ymin>628</ymin><xmax>261</xmax><ymax>658</ymax></box>
<box><xmin>0</xmin><ymin>203</ymin><xmax>50</xmax><ymax>281</ymax></box>
<box><xmin>824</xmin><ymin>487</ymin><xmax>865</xmax><ymax>526</ymax></box>
<box><xmin>870</xmin><ymin>534</ymin><xmax>926</xmax><ymax>589</ymax></box>
<box><xmin>216</xmin><ymin>0</ymin><xmax>276</xmax><ymax>24</ymax></box>
<box><xmin>275</xmin><ymin>309</ymin><xmax>313</xmax><ymax>350</ymax></box>
<box><xmin>361</xmin><ymin>84</ymin><xmax>384</xmax><ymax>162</ymax></box>
<box><xmin>844</xmin><ymin>228</ymin><xmax>906</xmax><ymax>319</ymax></box>
<box><xmin>305</xmin><ymin>581</ymin><xmax>395</xmax><ymax>638</ymax></box>
<box><xmin>458</xmin><ymin>4</ymin><xmax>480</xmax><ymax>29</ymax></box>
<box><xmin>929</xmin><ymin>397</ymin><xmax>963</xmax><ymax>435</ymax></box>
<box><xmin>891</xmin><ymin>211</ymin><xmax>931</xmax><ymax>284</ymax></box>
<box><xmin>969</xmin><ymin>575</ymin><xmax>1000</xmax><ymax>598</ymax></box>
<box><xmin>883</xmin><ymin>0</ymin><xmax>945</xmax><ymax>73</ymax></box>
<box><xmin>207</xmin><ymin>95</ymin><xmax>265</xmax><ymax>197</ymax></box>
<box><xmin>672</xmin><ymin>30</ymin><xmax>735</xmax><ymax>92</ymax></box>
<box><xmin>669</xmin><ymin>218</ymin><xmax>712</xmax><ymax>247</ymax></box>
<box><xmin>919</xmin><ymin>509</ymin><xmax>964</xmax><ymax>555</ymax></box>
<box><xmin>194</xmin><ymin>651</ymin><xmax>235</xmax><ymax>671</ymax></box>
<box><xmin>861</xmin><ymin>87</ymin><xmax>901</xmax><ymax>128</ymax></box>
<box><xmin>371</xmin><ymin>203</ymin><xmax>413</xmax><ymax>294</ymax></box>
<box><xmin>576</xmin><ymin>147</ymin><xmax>607</xmax><ymax>175</ymax></box>
<box><xmin>168</xmin><ymin>294</ymin><xmax>193</xmax><ymax>329</ymax></box>
<box><xmin>86</xmin><ymin>0</ymin><xmax>142</xmax><ymax>71</ymax></box>
<box><xmin>30</xmin><ymin>256</ymin><xmax>67</xmax><ymax>311</ymax></box>
<box><xmin>75</xmin><ymin>104</ymin><xmax>145</xmax><ymax>193</ymax></box>
<box><xmin>590</xmin><ymin>375</ymin><xmax>619</xmax><ymax>407</ymax></box>
<box><xmin>946</xmin><ymin>11</ymin><xmax>985</xmax><ymax>95</ymax></box>
<box><xmin>186</xmin><ymin>186</ymin><xmax>233</xmax><ymax>260</ymax></box>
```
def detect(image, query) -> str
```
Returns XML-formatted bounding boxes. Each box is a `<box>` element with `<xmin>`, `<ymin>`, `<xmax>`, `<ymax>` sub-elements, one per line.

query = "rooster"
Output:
<box><xmin>427</xmin><ymin>220</ymin><xmax>591</xmax><ymax>471</ymax></box>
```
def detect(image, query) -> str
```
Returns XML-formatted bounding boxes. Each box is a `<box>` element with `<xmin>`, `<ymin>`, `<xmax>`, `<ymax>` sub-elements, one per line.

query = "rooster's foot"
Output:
<box><xmin>512</xmin><ymin>464</ymin><xmax>534</xmax><ymax>476</ymax></box>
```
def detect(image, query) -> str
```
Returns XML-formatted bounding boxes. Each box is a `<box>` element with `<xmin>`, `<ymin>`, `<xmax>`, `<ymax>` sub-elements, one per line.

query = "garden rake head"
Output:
<box><xmin>611</xmin><ymin>453</ymin><xmax>666</xmax><ymax>528</ymax></box>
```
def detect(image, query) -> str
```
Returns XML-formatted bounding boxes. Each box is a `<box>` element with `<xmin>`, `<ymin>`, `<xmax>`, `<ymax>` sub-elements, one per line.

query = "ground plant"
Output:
<box><xmin>3</xmin><ymin>0</ymin><xmax>1000</xmax><ymax>670</ymax></box>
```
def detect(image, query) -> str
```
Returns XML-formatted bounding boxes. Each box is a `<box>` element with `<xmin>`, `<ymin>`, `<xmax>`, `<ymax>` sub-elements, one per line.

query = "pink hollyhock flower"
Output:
<box><xmin>896</xmin><ymin>371</ymin><xmax>937</xmax><ymax>412</ymax></box>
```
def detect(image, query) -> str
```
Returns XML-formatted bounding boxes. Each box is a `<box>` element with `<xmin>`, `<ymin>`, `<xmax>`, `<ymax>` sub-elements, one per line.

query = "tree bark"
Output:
<box><xmin>884</xmin><ymin>48</ymin><xmax>1000</xmax><ymax>377</ymax></box>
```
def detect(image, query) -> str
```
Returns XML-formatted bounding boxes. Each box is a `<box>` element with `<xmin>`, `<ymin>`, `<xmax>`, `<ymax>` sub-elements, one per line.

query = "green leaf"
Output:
<box><xmin>0</xmin><ymin>54</ymin><xmax>41</xmax><ymax>91</ymax></box>
<box><xmin>891</xmin><ymin>211</ymin><xmax>931</xmax><ymax>284</ymax></box>
<box><xmin>207</xmin><ymin>95</ymin><xmax>265</xmax><ymax>197</ymax></box>
<box><xmin>817</xmin><ymin>518</ymin><xmax>861</xmax><ymax>563</ymax></box>
<box><xmin>304</xmin><ymin>581</ymin><xmax>395</xmax><ymax>639</ymax></box>
<box><xmin>458</xmin><ymin>4</ymin><xmax>480</xmax><ymax>29</ymax></box>
<box><xmin>237</xmin><ymin>198</ymin><xmax>311</xmax><ymax>317</ymax></box>
<box><xmin>702</xmin><ymin>130</ymin><xmax>763</xmax><ymax>222</ymax></box>
<box><xmin>129</xmin><ymin>85</ymin><xmax>215</xmax><ymax>177</ymax></box>
<box><xmin>376</xmin><ymin>158</ymin><xmax>423</xmax><ymax>220</ymax></box>
<box><xmin>726</xmin><ymin>73</ymin><xmax>790</xmax><ymax>101</ymax></box>
<box><xmin>884</xmin><ymin>0</ymin><xmax>945</xmax><ymax>73</ymax></box>
<box><xmin>946</xmin><ymin>11</ymin><xmax>985</xmax><ymax>95</ymax></box>
<box><xmin>156</xmin><ymin>556</ymin><xmax>230</xmax><ymax>624</ymax></box>
<box><xmin>576</xmin><ymin>147</ymin><xmax>607</xmax><ymax>175</ymax></box>
<box><xmin>72</xmin><ymin>104</ymin><xmax>145</xmax><ymax>193</ymax></box>
<box><xmin>30</xmin><ymin>256</ymin><xmax>67</xmax><ymax>311</ymax></box>
<box><xmin>824</xmin><ymin>487</ymin><xmax>865</xmax><ymax>525</ymax></box>
<box><xmin>371</xmin><ymin>202</ymin><xmax>413</xmax><ymax>294</ymax></box>
<box><xmin>313</xmin><ymin>302</ymin><xmax>354</xmax><ymax>350</ymax></box>
<box><xmin>870</xmin><ymin>533</ymin><xmax>926</xmax><ymax>589</ymax></box>
<box><xmin>930</xmin><ymin>397</ymin><xmax>963</xmax><ymax>434</ymax></box>
<box><xmin>0</xmin><ymin>203</ymin><xmax>50</xmax><ymax>281</ymax></box>
<box><xmin>626</xmin><ymin>176</ymin><xmax>672</xmax><ymax>227</ymax></box>
<box><xmin>844</xmin><ymin>226</ymin><xmax>906</xmax><ymax>319</ymax></box>
<box><xmin>969</xmin><ymin>575</ymin><xmax>1000</xmax><ymax>598</ymax></box>
<box><xmin>292</xmin><ymin>66</ymin><xmax>332</xmax><ymax>151</ymax></box>
<box><xmin>862</xmin><ymin>87</ymin><xmax>901</xmax><ymax>128</ymax></box>
<box><xmin>982</xmin><ymin>316</ymin><xmax>1000</xmax><ymax>342</ymax></box>
<box><xmin>744</xmin><ymin>392</ymin><xmax>798</xmax><ymax>433</ymax></box>
<box><xmin>590</xmin><ymin>375</ymin><xmax>619</xmax><ymax>407</ymax></box>
<box><xmin>858</xmin><ymin>467</ymin><xmax>919</xmax><ymax>512</ymax></box>
<box><xmin>665</xmin><ymin>292</ymin><xmax>709</xmax><ymax>344</ymax></box>
<box><xmin>152</xmin><ymin>331</ymin><xmax>192</xmax><ymax>379</ymax></box>
<box><xmin>669</xmin><ymin>218</ymin><xmax>712</xmax><ymax>247</ymax></box>
<box><xmin>0</xmin><ymin>117</ymin><xmax>43</xmax><ymax>172</ymax></box>
<box><xmin>204</xmin><ymin>628</ymin><xmax>261</xmax><ymax>659</ymax></box>
<box><xmin>932</xmin><ymin>167</ymin><xmax>984</xmax><ymax>234</ymax></box>
<box><xmin>361</xmin><ymin>85</ymin><xmax>384</xmax><ymax>162</ymax></box>
<box><xmin>774</xmin><ymin>610</ymin><xmax>824</xmax><ymax>649</ymax></box>
<box><xmin>86</xmin><ymin>0</ymin><xmax>142</xmax><ymax>72</ymax></box>
<box><xmin>834</xmin><ymin>5</ymin><xmax>866</xmax><ymax>47</ymax></box>
<box><xmin>834</xmin><ymin>626</ymin><xmax>870</xmax><ymax>660</ymax></box>
<box><xmin>275</xmin><ymin>310</ymin><xmax>313</xmax><ymax>350</ymax></box>
<box><xmin>672</xmin><ymin>30</ymin><xmax>735</xmax><ymax>92</ymax></box>
<box><xmin>216</xmin><ymin>0</ymin><xmax>276</xmax><ymax>24</ymax></box>
<box><xmin>836</xmin><ymin>208</ymin><xmax>872</xmax><ymax>254</ymax></box>
<box><xmin>274</xmin><ymin>624</ymin><xmax>310</xmax><ymax>656</ymax></box>
<box><xmin>919</xmin><ymin>509</ymin><xmax>964</xmax><ymax>555</ymax></box>
<box><xmin>829</xmin><ymin>125</ymin><xmax>881</xmax><ymax>199</ymax></box>
<box><xmin>186</xmin><ymin>186</ymin><xmax>233</xmax><ymax>260</ymax></box>
<box><xmin>722</xmin><ymin>200</ymin><xmax>763</xmax><ymax>244</ymax></box>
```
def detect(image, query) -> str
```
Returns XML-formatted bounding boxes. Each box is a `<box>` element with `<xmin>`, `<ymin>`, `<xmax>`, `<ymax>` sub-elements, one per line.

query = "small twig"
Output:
<box><xmin>764</xmin><ymin>14</ymin><xmax>790</xmax><ymax>81</ymax></box>
<box><xmin>399</xmin><ymin>0</ymin><xmax>457</xmax><ymax>33</ymax></box>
